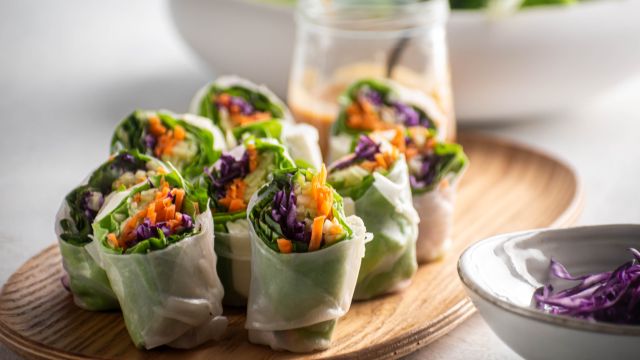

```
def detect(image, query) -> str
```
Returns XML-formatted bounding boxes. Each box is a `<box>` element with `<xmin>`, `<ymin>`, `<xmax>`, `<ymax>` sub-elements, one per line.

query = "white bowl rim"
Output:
<box><xmin>458</xmin><ymin>224</ymin><xmax>640</xmax><ymax>336</ymax></box>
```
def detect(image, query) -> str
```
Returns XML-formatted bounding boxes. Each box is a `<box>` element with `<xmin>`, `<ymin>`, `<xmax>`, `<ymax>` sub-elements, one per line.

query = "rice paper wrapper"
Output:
<box><xmin>214</xmin><ymin>219</ymin><xmax>252</xmax><ymax>306</ymax></box>
<box><xmin>349</xmin><ymin>157</ymin><xmax>419</xmax><ymax>300</ymax></box>
<box><xmin>245</xmin><ymin>212</ymin><xmax>367</xmax><ymax>352</ymax></box>
<box><xmin>88</xmin><ymin>208</ymin><xmax>227</xmax><ymax>349</ymax></box>
<box><xmin>328</xmin><ymin>133</ymin><xmax>354</xmax><ymax>166</ymax></box>
<box><xmin>281</xmin><ymin>123</ymin><xmax>323</xmax><ymax>170</ymax></box>
<box><xmin>55</xmin><ymin>189</ymin><xmax>119</xmax><ymax>311</ymax></box>
<box><xmin>413</xmin><ymin>183</ymin><xmax>457</xmax><ymax>263</ymax></box>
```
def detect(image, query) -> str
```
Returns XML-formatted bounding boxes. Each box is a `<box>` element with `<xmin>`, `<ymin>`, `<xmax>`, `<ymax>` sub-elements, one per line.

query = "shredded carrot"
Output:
<box><xmin>217</xmin><ymin>93</ymin><xmax>231</xmax><ymax>106</ymax></box>
<box><xmin>277</xmin><ymin>238</ymin><xmax>293</xmax><ymax>254</ymax></box>
<box><xmin>147</xmin><ymin>205</ymin><xmax>157</xmax><ymax>224</ymax></box>
<box><xmin>107</xmin><ymin>233</ymin><xmax>119</xmax><ymax>248</ymax></box>
<box><xmin>173</xmin><ymin>125</ymin><xmax>186</xmax><ymax>141</ymax></box>
<box><xmin>246</xmin><ymin>143</ymin><xmax>258</xmax><ymax>172</ymax></box>
<box><xmin>374</xmin><ymin>153</ymin><xmax>388</xmax><ymax>169</ymax></box>
<box><xmin>310</xmin><ymin>165</ymin><xmax>333</xmax><ymax>218</ymax></box>
<box><xmin>309</xmin><ymin>215</ymin><xmax>326</xmax><ymax>252</ymax></box>
<box><xmin>218</xmin><ymin>178</ymin><xmax>247</xmax><ymax>212</ymax></box>
<box><xmin>148</xmin><ymin>118</ymin><xmax>185</xmax><ymax>158</ymax></box>
<box><xmin>156</xmin><ymin>167</ymin><xmax>168</xmax><ymax>175</ymax></box>
<box><xmin>440</xmin><ymin>178</ymin><xmax>450</xmax><ymax>190</ymax></box>
<box><xmin>230</xmin><ymin>112</ymin><xmax>271</xmax><ymax>126</ymax></box>
<box><xmin>390</xmin><ymin>126</ymin><xmax>407</xmax><ymax>153</ymax></box>
<box><xmin>148</xmin><ymin>116</ymin><xmax>166</xmax><ymax>136</ymax></box>
<box><xmin>174</xmin><ymin>189</ymin><xmax>185</xmax><ymax>212</ymax></box>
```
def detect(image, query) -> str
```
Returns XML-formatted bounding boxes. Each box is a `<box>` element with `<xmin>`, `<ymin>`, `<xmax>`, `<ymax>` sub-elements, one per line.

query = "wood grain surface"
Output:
<box><xmin>0</xmin><ymin>133</ymin><xmax>583</xmax><ymax>359</ymax></box>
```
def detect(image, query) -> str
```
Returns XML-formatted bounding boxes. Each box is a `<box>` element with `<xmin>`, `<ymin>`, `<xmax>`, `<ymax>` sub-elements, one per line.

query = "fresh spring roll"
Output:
<box><xmin>245</xmin><ymin>167</ymin><xmax>368</xmax><ymax>352</ymax></box>
<box><xmin>199</xmin><ymin>137</ymin><xmax>296</xmax><ymax>306</ymax></box>
<box><xmin>89</xmin><ymin>170</ymin><xmax>227</xmax><ymax>349</ymax></box>
<box><xmin>327</xmin><ymin>132</ymin><xmax>419</xmax><ymax>300</ymax></box>
<box><xmin>330</xmin><ymin>78</ymin><xmax>468</xmax><ymax>263</ymax></box>
<box><xmin>405</xmin><ymin>127</ymin><xmax>467</xmax><ymax>263</ymax></box>
<box><xmin>111</xmin><ymin>110</ymin><xmax>226</xmax><ymax>179</ymax></box>
<box><xmin>329</xmin><ymin>78</ymin><xmax>447</xmax><ymax>163</ymax></box>
<box><xmin>55</xmin><ymin>151</ymin><xmax>169</xmax><ymax>311</ymax></box>
<box><xmin>190</xmin><ymin>75</ymin><xmax>323</xmax><ymax>169</ymax></box>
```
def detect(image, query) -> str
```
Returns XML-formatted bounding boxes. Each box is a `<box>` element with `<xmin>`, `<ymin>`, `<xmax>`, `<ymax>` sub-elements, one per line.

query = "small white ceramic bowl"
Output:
<box><xmin>458</xmin><ymin>225</ymin><xmax>640</xmax><ymax>360</ymax></box>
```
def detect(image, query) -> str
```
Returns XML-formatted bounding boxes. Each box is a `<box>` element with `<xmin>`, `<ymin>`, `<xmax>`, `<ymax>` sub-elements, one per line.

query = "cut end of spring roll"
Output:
<box><xmin>110</xmin><ymin>110</ymin><xmax>226</xmax><ymax>180</ymax></box>
<box><xmin>90</xmin><ymin>171</ymin><xmax>227</xmax><ymax>349</ymax></box>
<box><xmin>245</xmin><ymin>166</ymin><xmax>368</xmax><ymax>352</ymax></box>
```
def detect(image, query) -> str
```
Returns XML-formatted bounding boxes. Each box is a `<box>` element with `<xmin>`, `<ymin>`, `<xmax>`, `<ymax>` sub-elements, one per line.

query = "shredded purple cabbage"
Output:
<box><xmin>331</xmin><ymin>135</ymin><xmax>381</xmax><ymax>171</ymax></box>
<box><xmin>409</xmin><ymin>154</ymin><xmax>438</xmax><ymax>189</ymax></box>
<box><xmin>271</xmin><ymin>188</ymin><xmax>307</xmax><ymax>243</ymax></box>
<box><xmin>206</xmin><ymin>152</ymin><xmax>250</xmax><ymax>198</ymax></box>
<box><xmin>533</xmin><ymin>249</ymin><xmax>640</xmax><ymax>324</ymax></box>
<box><xmin>217</xmin><ymin>94</ymin><xmax>254</xmax><ymax>115</ymax></box>
<box><xmin>143</xmin><ymin>133</ymin><xmax>156</xmax><ymax>149</ymax></box>
<box><xmin>131</xmin><ymin>214</ymin><xmax>195</xmax><ymax>246</ymax></box>
<box><xmin>358</xmin><ymin>88</ymin><xmax>383</xmax><ymax>107</ymax></box>
<box><xmin>394</xmin><ymin>101</ymin><xmax>431</xmax><ymax>128</ymax></box>
<box><xmin>181</xmin><ymin>213</ymin><xmax>193</xmax><ymax>229</ymax></box>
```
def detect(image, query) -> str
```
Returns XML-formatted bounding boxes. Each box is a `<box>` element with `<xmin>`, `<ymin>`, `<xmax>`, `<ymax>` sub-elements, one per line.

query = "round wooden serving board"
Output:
<box><xmin>0</xmin><ymin>133</ymin><xmax>582</xmax><ymax>360</ymax></box>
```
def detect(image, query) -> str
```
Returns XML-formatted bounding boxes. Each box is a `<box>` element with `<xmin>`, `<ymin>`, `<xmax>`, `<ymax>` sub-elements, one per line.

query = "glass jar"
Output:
<box><xmin>288</xmin><ymin>0</ymin><xmax>455</xmax><ymax>157</ymax></box>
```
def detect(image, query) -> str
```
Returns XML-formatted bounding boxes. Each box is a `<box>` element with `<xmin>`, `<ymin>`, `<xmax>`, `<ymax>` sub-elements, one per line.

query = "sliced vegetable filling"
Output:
<box><xmin>111</xmin><ymin>110</ymin><xmax>221</xmax><ymax>179</ymax></box>
<box><xmin>58</xmin><ymin>151</ymin><xmax>167</xmax><ymax>246</ymax></box>
<box><xmin>249</xmin><ymin>167</ymin><xmax>353</xmax><ymax>253</ymax></box>
<box><xmin>96</xmin><ymin>171</ymin><xmax>205</xmax><ymax>254</ymax></box>
<box><xmin>198</xmin><ymin>83</ymin><xmax>286</xmax><ymax>132</ymax></box>
<box><xmin>328</xmin><ymin>134</ymin><xmax>402</xmax><ymax>201</ymax></box>
<box><xmin>339</xmin><ymin>80</ymin><xmax>436</xmax><ymax>134</ymax></box>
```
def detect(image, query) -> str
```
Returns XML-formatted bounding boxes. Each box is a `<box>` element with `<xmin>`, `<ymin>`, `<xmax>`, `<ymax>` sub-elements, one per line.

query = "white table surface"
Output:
<box><xmin>1</xmin><ymin>1</ymin><xmax>639</xmax><ymax>359</ymax></box>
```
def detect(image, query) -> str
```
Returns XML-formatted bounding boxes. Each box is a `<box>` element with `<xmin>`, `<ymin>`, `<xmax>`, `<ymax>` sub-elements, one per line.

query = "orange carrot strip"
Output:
<box><xmin>147</xmin><ymin>204</ymin><xmax>157</xmax><ymax>224</ymax></box>
<box><xmin>165</xmin><ymin>205</ymin><xmax>176</xmax><ymax>221</ymax></box>
<box><xmin>173</xmin><ymin>125</ymin><xmax>186</xmax><ymax>141</ymax></box>
<box><xmin>107</xmin><ymin>233</ymin><xmax>119</xmax><ymax>248</ymax></box>
<box><xmin>309</xmin><ymin>215</ymin><xmax>326</xmax><ymax>252</ymax></box>
<box><xmin>174</xmin><ymin>189</ymin><xmax>185</xmax><ymax>212</ymax></box>
<box><xmin>148</xmin><ymin>116</ymin><xmax>166</xmax><ymax>136</ymax></box>
<box><xmin>228</xmin><ymin>199</ymin><xmax>246</xmax><ymax>213</ymax></box>
<box><xmin>277</xmin><ymin>238</ymin><xmax>293</xmax><ymax>254</ymax></box>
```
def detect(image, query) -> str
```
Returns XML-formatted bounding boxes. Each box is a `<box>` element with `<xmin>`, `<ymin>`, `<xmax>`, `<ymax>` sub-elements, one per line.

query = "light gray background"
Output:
<box><xmin>1</xmin><ymin>1</ymin><xmax>639</xmax><ymax>359</ymax></box>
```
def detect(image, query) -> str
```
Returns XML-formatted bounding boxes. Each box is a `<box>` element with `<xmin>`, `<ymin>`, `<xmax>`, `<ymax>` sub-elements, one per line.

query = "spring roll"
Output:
<box><xmin>328</xmin><ymin>132</ymin><xmax>419</xmax><ymax>300</ymax></box>
<box><xmin>89</xmin><ymin>170</ymin><xmax>227</xmax><ymax>349</ymax></box>
<box><xmin>190</xmin><ymin>75</ymin><xmax>323</xmax><ymax>169</ymax></box>
<box><xmin>198</xmin><ymin>137</ymin><xmax>296</xmax><ymax>306</ymax></box>
<box><xmin>330</xmin><ymin>78</ymin><xmax>468</xmax><ymax>263</ymax></box>
<box><xmin>329</xmin><ymin>78</ymin><xmax>447</xmax><ymax>163</ymax></box>
<box><xmin>245</xmin><ymin>167</ymin><xmax>368</xmax><ymax>352</ymax></box>
<box><xmin>405</xmin><ymin>130</ymin><xmax>467</xmax><ymax>262</ymax></box>
<box><xmin>111</xmin><ymin>110</ymin><xmax>226</xmax><ymax>179</ymax></box>
<box><xmin>55</xmin><ymin>151</ymin><xmax>169</xmax><ymax>311</ymax></box>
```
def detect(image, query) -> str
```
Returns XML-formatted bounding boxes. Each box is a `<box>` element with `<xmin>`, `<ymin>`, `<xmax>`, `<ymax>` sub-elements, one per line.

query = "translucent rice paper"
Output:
<box><xmin>180</xmin><ymin>112</ymin><xmax>227</xmax><ymax>153</ymax></box>
<box><xmin>88</xmin><ymin>207</ymin><xmax>227</xmax><ymax>349</ymax></box>
<box><xmin>413</xmin><ymin>182</ymin><xmax>457</xmax><ymax>263</ymax></box>
<box><xmin>281</xmin><ymin>122</ymin><xmax>323</xmax><ymax>170</ymax></box>
<box><xmin>55</xmin><ymin>201</ymin><xmax>119</xmax><ymax>311</ymax></box>
<box><xmin>328</xmin><ymin>133</ymin><xmax>353</xmax><ymax>165</ymax></box>
<box><xmin>245</xmin><ymin>207</ymin><xmax>367</xmax><ymax>352</ymax></box>
<box><xmin>348</xmin><ymin>156</ymin><xmax>419</xmax><ymax>300</ymax></box>
<box><xmin>214</xmin><ymin>219</ymin><xmax>252</xmax><ymax>306</ymax></box>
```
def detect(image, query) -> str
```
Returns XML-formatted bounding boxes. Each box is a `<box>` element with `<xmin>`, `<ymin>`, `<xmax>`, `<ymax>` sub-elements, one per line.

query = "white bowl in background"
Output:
<box><xmin>169</xmin><ymin>0</ymin><xmax>640</xmax><ymax>122</ymax></box>
<box><xmin>458</xmin><ymin>225</ymin><xmax>640</xmax><ymax>360</ymax></box>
